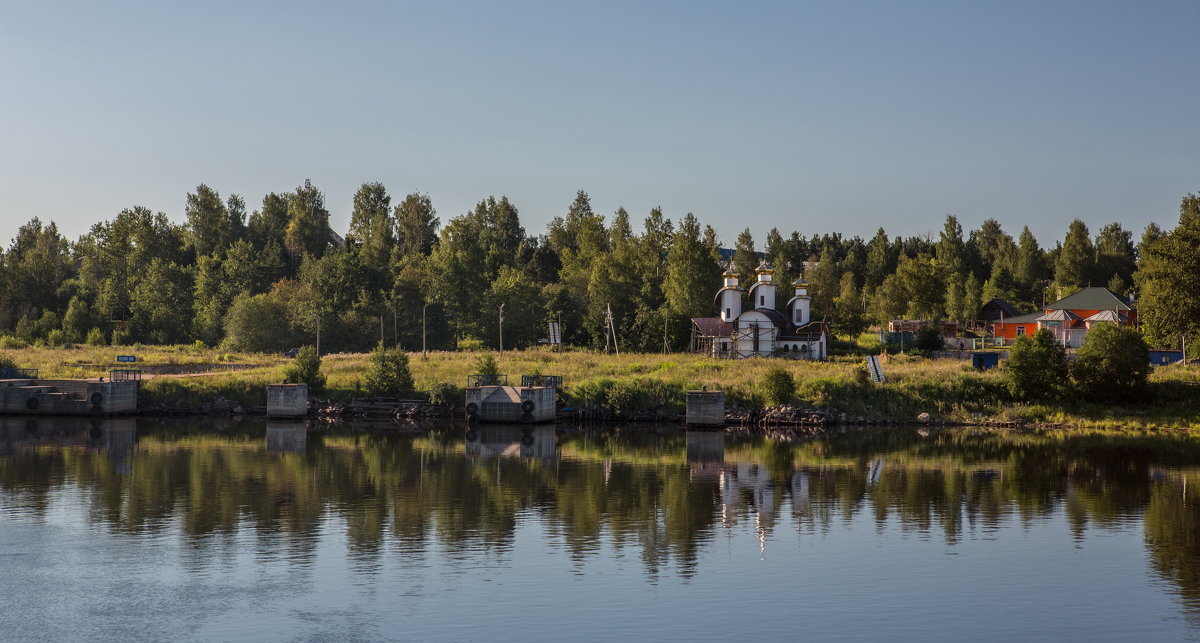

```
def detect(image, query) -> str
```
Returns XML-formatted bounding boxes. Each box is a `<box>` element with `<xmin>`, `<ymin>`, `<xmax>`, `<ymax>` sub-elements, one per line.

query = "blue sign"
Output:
<box><xmin>116</xmin><ymin>355</ymin><xmax>137</xmax><ymax>363</ymax></box>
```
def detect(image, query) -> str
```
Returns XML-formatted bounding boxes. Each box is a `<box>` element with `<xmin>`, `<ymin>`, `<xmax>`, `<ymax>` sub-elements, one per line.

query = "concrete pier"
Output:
<box><xmin>685</xmin><ymin>390</ymin><xmax>725</xmax><ymax>427</ymax></box>
<box><xmin>267</xmin><ymin>384</ymin><xmax>308</xmax><ymax>419</ymax></box>
<box><xmin>0</xmin><ymin>379</ymin><xmax>137</xmax><ymax>415</ymax></box>
<box><xmin>464</xmin><ymin>385</ymin><xmax>556</xmax><ymax>424</ymax></box>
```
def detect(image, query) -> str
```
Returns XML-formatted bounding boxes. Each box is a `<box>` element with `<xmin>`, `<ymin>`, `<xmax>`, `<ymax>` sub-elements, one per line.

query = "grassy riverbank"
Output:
<box><xmin>4</xmin><ymin>345</ymin><xmax>1198</xmax><ymax>428</ymax></box>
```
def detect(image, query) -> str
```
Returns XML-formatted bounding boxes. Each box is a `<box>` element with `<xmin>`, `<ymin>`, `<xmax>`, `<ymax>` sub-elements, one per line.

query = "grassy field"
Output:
<box><xmin>3</xmin><ymin>344</ymin><xmax>1198</xmax><ymax>428</ymax></box>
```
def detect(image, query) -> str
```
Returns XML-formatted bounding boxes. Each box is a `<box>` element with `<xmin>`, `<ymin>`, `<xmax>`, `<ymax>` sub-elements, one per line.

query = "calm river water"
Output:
<box><xmin>3</xmin><ymin>417</ymin><xmax>1200</xmax><ymax>641</ymax></box>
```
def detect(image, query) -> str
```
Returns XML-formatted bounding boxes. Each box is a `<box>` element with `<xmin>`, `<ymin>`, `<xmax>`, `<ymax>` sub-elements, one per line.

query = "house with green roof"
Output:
<box><xmin>992</xmin><ymin>287</ymin><xmax>1135</xmax><ymax>347</ymax></box>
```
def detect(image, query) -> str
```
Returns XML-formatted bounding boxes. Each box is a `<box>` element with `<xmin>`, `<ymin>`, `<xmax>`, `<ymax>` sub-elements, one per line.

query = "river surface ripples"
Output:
<box><xmin>2</xmin><ymin>417</ymin><xmax>1200</xmax><ymax>641</ymax></box>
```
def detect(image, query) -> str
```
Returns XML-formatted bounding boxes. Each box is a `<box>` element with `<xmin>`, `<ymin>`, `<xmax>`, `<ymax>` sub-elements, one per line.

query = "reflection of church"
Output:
<box><xmin>690</xmin><ymin>262</ymin><xmax>830</xmax><ymax>359</ymax></box>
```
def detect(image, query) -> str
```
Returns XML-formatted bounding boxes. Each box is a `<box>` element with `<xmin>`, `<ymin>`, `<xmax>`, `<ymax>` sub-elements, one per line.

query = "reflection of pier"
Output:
<box><xmin>464</xmin><ymin>426</ymin><xmax>558</xmax><ymax>460</ymax></box>
<box><xmin>686</xmin><ymin>431</ymin><xmax>724</xmax><ymax>483</ymax></box>
<box><xmin>266</xmin><ymin>423</ymin><xmax>308</xmax><ymax>453</ymax></box>
<box><xmin>0</xmin><ymin>416</ymin><xmax>136</xmax><ymax>472</ymax></box>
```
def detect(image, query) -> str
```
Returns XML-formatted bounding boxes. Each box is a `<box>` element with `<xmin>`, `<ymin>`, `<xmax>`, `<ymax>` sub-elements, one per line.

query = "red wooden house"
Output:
<box><xmin>991</xmin><ymin>287</ymin><xmax>1135</xmax><ymax>347</ymax></box>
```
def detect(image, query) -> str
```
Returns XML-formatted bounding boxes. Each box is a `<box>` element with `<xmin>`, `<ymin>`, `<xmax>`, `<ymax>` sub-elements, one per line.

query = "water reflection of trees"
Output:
<box><xmin>4</xmin><ymin>420</ymin><xmax>1200</xmax><ymax>602</ymax></box>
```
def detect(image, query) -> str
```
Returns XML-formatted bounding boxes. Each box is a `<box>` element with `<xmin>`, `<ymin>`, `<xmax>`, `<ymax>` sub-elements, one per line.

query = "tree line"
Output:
<box><xmin>1</xmin><ymin>181</ymin><xmax>1197</xmax><ymax>352</ymax></box>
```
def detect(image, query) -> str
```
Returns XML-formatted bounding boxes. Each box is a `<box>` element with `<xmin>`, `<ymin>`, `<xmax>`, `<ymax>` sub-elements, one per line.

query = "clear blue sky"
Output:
<box><xmin>2</xmin><ymin>0</ymin><xmax>1197</xmax><ymax>249</ymax></box>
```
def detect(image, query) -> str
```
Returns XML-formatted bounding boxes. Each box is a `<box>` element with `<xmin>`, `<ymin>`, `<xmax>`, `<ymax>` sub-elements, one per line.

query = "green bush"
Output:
<box><xmin>457</xmin><ymin>337</ymin><xmax>484</xmax><ymax>351</ymax></box>
<box><xmin>85</xmin><ymin>328</ymin><xmax>106</xmax><ymax>346</ymax></box>
<box><xmin>1004</xmin><ymin>329</ymin><xmax>1068</xmax><ymax>401</ymax></box>
<box><xmin>111</xmin><ymin>327</ymin><xmax>131</xmax><ymax>346</ymax></box>
<box><xmin>426</xmin><ymin>382</ymin><xmax>459</xmax><ymax>406</ymax></box>
<box><xmin>46</xmin><ymin>329</ymin><xmax>65</xmax><ymax>347</ymax></box>
<box><xmin>0</xmin><ymin>335</ymin><xmax>27</xmax><ymax>349</ymax></box>
<box><xmin>283</xmin><ymin>345</ymin><xmax>326</xmax><ymax>394</ymax></box>
<box><xmin>474</xmin><ymin>353</ymin><xmax>500</xmax><ymax>377</ymax></box>
<box><xmin>222</xmin><ymin>292</ymin><xmax>292</xmax><ymax>352</ymax></box>
<box><xmin>570</xmin><ymin>377</ymin><xmax>677</xmax><ymax>415</ymax></box>
<box><xmin>912</xmin><ymin>326</ymin><xmax>945</xmax><ymax>353</ymax></box>
<box><xmin>363</xmin><ymin>344</ymin><xmax>414</xmax><ymax>398</ymax></box>
<box><xmin>1072</xmin><ymin>324</ymin><xmax>1151</xmax><ymax>402</ymax></box>
<box><xmin>759</xmin><ymin>367</ymin><xmax>796</xmax><ymax>406</ymax></box>
<box><xmin>0</xmin><ymin>352</ymin><xmax>16</xmax><ymax>370</ymax></box>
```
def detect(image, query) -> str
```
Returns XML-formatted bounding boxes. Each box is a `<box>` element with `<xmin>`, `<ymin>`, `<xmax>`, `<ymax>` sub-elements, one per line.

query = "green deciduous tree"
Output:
<box><xmin>129</xmin><ymin>258</ymin><xmax>193</xmax><ymax>344</ymax></box>
<box><xmin>1004</xmin><ymin>329</ymin><xmax>1068</xmax><ymax>401</ymax></box>
<box><xmin>1055</xmin><ymin>219</ymin><xmax>1094</xmax><ymax>293</ymax></box>
<box><xmin>864</xmin><ymin>227</ymin><xmax>894</xmax><ymax>291</ymax></box>
<box><xmin>1071</xmin><ymin>323</ymin><xmax>1150</xmax><ymax>403</ymax></box>
<box><xmin>664</xmin><ymin>213</ymin><xmax>720</xmax><ymax>317</ymax></box>
<box><xmin>348</xmin><ymin>182</ymin><xmax>394</xmax><ymax>269</ymax></box>
<box><xmin>1136</xmin><ymin>193</ymin><xmax>1200</xmax><ymax>349</ymax></box>
<box><xmin>222</xmin><ymin>291</ymin><xmax>293</xmax><ymax>352</ymax></box>
<box><xmin>2</xmin><ymin>218</ymin><xmax>71</xmax><ymax>331</ymax></box>
<box><xmin>808</xmin><ymin>246</ymin><xmax>839</xmax><ymax>318</ymax></box>
<box><xmin>1014</xmin><ymin>226</ymin><xmax>1046</xmax><ymax>304</ymax></box>
<box><xmin>1094</xmin><ymin>222</ymin><xmax>1136</xmax><ymax>295</ymax></box>
<box><xmin>284</xmin><ymin>179</ymin><xmax>332</xmax><ymax>262</ymax></box>
<box><xmin>248</xmin><ymin>192</ymin><xmax>291</xmax><ymax>250</ymax></box>
<box><xmin>185</xmin><ymin>184</ymin><xmax>231</xmax><ymax>259</ymax></box>
<box><xmin>364</xmin><ymin>343</ymin><xmax>414</xmax><ymax>398</ymax></box>
<box><xmin>759</xmin><ymin>367</ymin><xmax>795</xmax><ymax>406</ymax></box>
<box><xmin>732</xmin><ymin>227</ymin><xmax>757</xmax><ymax>281</ymax></box>
<box><xmin>833</xmin><ymin>272</ymin><xmax>869</xmax><ymax>339</ymax></box>
<box><xmin>283</xmin><ymin>345</ymin><xmax>326</xmax><ymax>393</ymax></box>
<box><xmin>394</xmin><ymin>192</ymin><xmax>439</xmax><ymax>257</ymax></box>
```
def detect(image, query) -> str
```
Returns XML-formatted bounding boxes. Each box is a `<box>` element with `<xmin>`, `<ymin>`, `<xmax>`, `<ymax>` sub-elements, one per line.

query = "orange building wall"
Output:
<box><xmin>991</xmin><ymin>309</ymin><xmax>1137</xmax><ymax>341</ymax></box>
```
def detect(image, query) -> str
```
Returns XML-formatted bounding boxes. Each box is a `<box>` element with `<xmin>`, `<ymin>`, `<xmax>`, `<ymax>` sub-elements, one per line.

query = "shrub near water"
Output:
<box><xmin>759</xmin><ymin>367</ymin><xmax>795</xmax><ymax>406</ymax></box>
<box><xmin>364</xmin><ymin>344</ymin><xmax>414</xmax><ymax>398</ymax></box>
<box><xmin>1005</xmin><ymin>329</ymin><xmax>1068</xmax><ymax>401</ymax></box>
<box><xmin>283</xmin><ymin>345</ymin><xmax>326</xmax><ymax>394</ymax></box>
<box><xmin>1072</xmin><ymin>324</ymin><xmax>1151</xmax><ymax>402</ymax></box>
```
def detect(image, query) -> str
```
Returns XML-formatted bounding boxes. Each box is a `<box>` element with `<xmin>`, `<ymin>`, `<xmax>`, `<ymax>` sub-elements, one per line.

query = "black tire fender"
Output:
<box><xmin>465</xmin><ymin>402</ymin><xmax>478</xmax><ymax>416</ymax></box>
<box><xmin>520</xmin><ymin>411</ymin><xmax>534</xmax><ymax>424</ymax></box>
<box><xmin>520</xmin><ymin>399</ymin><xmax>535</xmax><ymax>413</ymax></box>
<box><xmin>25</xmin><ymin>396</ymin><xmax>39</xmax><ymax>411</ymax></box>
<box><xmin>90</xmin><ymin>392</ymin><xmax>103</xmax><ymax>406</ymax></box>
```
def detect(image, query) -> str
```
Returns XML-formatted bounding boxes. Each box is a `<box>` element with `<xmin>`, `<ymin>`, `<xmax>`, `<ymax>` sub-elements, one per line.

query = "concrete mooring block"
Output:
<box><xmin>686</xmin><ymin>390</ymin><xmax>725</xmax><ymax>427</ymax></box>
<box><xmin>267</xmin><ymin>384</ymin><xmax>308</xmax><ymax>418</ymax></box>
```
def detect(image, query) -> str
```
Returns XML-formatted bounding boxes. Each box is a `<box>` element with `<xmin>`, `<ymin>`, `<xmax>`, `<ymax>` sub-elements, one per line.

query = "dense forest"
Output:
<box><xmin>1</xmin><ymin>181</ymin><xmax>1197</xmax><ymax>353</ymax></box>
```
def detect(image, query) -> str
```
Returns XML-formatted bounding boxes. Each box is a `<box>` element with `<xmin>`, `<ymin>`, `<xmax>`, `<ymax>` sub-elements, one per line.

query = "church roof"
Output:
<box><xmin>712</xmin><ymin>286</ymin><xmax>745</xmax><ymax>311</ymax></box>
<box><xmin>692</xmin><ymin>317</ymin><xmax>733</xmax><ymax>338</ymax></box>
<box><xmin>781</xmin><ymin>320</ymin><xmax>830</xmax><ymax>341</ymax></box>
<box><xmin>747</xmin><ymin>281</ymin><xmax>774</xmax><ymax>298</ymax></box>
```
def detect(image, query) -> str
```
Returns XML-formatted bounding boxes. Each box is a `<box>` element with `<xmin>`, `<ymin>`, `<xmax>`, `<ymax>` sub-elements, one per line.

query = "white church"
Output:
<box><xmin>690</xmin><ymin>262</ymin><xmax>830</xmax><ymax>360</ymax></box>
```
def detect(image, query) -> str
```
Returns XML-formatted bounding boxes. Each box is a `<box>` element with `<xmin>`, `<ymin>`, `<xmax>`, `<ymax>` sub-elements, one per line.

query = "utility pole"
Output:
<box><xmin>662</xmin><ymin>309</ymin><xmax>670</xmax><ymax>354</ymax></box>
<box><xmin>499</xmin><ymin>303</ymin><xmax>505</xmax><ymax>354</ymax></box>
<box><xmin>603</xmin><ymin>303</ymin><xmax>620</xmax><ymax>355</ymax></box>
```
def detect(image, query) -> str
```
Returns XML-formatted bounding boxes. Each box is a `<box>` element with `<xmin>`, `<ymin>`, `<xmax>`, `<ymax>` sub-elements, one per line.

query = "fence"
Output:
<box><xmin>520</xmin><ymin>374</ymin><xmax>563</xmax><ymax>388</ymax></box>
<box><xmin>467</xmin><ymin>374</ymin><xmax>507</xmax><ymax>387</ymax></box>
